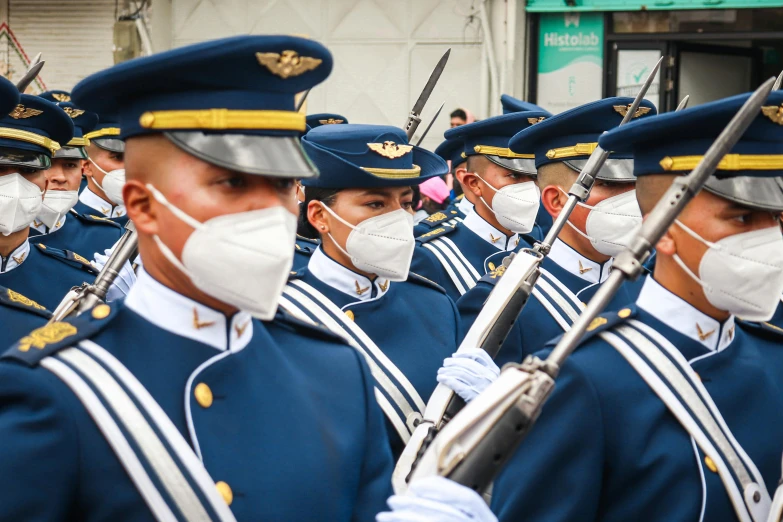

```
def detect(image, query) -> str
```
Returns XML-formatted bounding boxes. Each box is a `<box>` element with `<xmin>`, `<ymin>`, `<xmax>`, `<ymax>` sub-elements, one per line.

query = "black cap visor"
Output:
<box><xmin>564</xmin><ymin>158</ymin><xmax>636</xmax><ymax>182</ymax></box>
<box><xmin>165</xmin><ymin>132</ymin><xmax>318</xmax><ymax>178</ymax></box>
<box><xmin>0</xmin><ymin>147</ymin><xmax>50</xmax><ymax>170</ymax></box>
<box><xmin>487</xmin><ymin>155</ymin><xmax>537</xmax><ymax>176</ymax></box>
<box><xmin>92</xmin><ymin>138</ymin><xmax>125</xmax><ymax>153</ymax></box>
<box><xmin>704</xmin><ymin>176</ymin><xmax>783</xmax><ymax>213</ymax></box>
<box><xmin>54</xmin><ymin>146</ymin><xmax>88</xmax><ymax>160</ymax></box>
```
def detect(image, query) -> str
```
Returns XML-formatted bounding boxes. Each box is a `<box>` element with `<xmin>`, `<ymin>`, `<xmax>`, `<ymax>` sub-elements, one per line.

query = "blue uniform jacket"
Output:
<box><xmin>289</xmin><ymin>258</ymin><xmax>461</xmax><ymax>459</ymax></box>
<box><xmin>457</xmin><ymin>245</ymin><xmax>644</xmax><ymax>367</ymax></box>
<box><xmin>0</xmin><ymin>272</ymin><xmax>393</xmax><ymax>521</ymax></box>
<box><xmin>30</xmin><ymin>210</ymin><xmax>123</xmax><ymax>258</ymax></box>
<box><xmin>410</xmin><ymin>217</ymin><xmax>534</xmax><ymax>302</ymax></box>
<box><xmin>73</xmin><ymin>199</ymin><xmax>129</xmax><ymax>227</ymax></box>
<box><xmin>293</xmin><ymin>235</ymin><xmax>319</xmax><ymax>270</ymax></box>
<box><xmin>0</xmin><ymin>240</ymin><xmax>97</xmax><ymax>310</ymax></box>
<box><xmin>0</xmin><ymin>285</ymin><xmax>50</xmax><ymax>347</ymax></box>
<box><xmin>492</xmin><ymin>287</ymin><xmax>783</xmax><ymax>522</ymax></box>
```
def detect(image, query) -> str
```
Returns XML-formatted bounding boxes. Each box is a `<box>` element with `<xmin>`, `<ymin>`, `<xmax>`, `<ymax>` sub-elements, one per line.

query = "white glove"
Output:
<box><xmin>377</xmin><ymin>476</ymin><xmax>497</xmax><ymax>522</ymax></box>
<box><xmin>437</xmin><ymin>348</ymin><xmax>500</xmax><ymax>403</ymax></box>
<box><xmin>91</xmin><ymin>248</ymin><xmax>137</xmax><ymax>302</ymax></box>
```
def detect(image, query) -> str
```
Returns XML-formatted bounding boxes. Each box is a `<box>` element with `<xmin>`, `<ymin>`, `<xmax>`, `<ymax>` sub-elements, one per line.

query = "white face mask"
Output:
<box><xmin>0</xmin><ymin>173</ymin><xmax>43</xmax><ymax>236</ymax></box>
<box><xmin>321</xmin><ymin>204</ymin><xmax>415</xmax><ymax>282</ymax></box>
<box><xmin>561</xmin><ymin>188</ymin><xmax>642</xmax><ymax>257</ymax></box>
<box><xmin>476</xmin><ymin>174</ymin><xmax>540</xmax><ymax>234</ymax></box>
<box><xmin>38</xmin><ymin>190</ymin><xmax>79</xmax><ymax>229</ymax></box>
<box><xmin>89</xmin><ymin>158</ymin><xmax>126</xmax><ymax>206</ymax></box>
<box><xmin>147</xmin><ymin>184</ymin><xmax>297</xmax><ymax>320</ymax></box>
<box><xmin>673</xmin><ymin>220</ymin><xmax>783</xmax><ymax>322</ymax></box>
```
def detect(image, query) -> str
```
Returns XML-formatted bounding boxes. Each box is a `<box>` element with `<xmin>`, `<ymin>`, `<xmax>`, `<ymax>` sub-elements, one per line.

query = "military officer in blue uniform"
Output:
<box><xmin>413</xmin><ymin>137</ymin><xmax>471</xmax><ymax>237</ymax></box>
<box><xmin>457</xmin><ymin>97</ymin><xmax>656</xmax><ymax>367</ymax></box>
<box><xmin>409</xmin><ymin>111</ymin><xmax>548</xmax><ymax>301</ymax></box>
<box><xmin>285</xmin><ymin>123</ymin><xmax>468</xmax><ymax>460</ymax></box>
<box><xmin>0</xmin><ymin>35</ymin><xmax>492</xmax><ymax>522</ymax></box>
<box><xmin>491</xmin><ymin>91</ymin><xmax>783</xmax><ymax>522</ymax></box>
<box><xmin>75</xmin><ymin>113</ymin><xmax>128</xmax><ymax>224</ymax></box>
<box><xmin>0</xmin><ymin>93</ymin><xmax>99</xmax><ymax>310</ymax></box>
<box><xmin>306</xmin><ymin>112</ymin><xmax>348</xmax><ymax>130</ymax></box>
<box><xmin>29</xmin><ymin>101</ymin><xmax>123</xmax><ymax>254</ymax></box>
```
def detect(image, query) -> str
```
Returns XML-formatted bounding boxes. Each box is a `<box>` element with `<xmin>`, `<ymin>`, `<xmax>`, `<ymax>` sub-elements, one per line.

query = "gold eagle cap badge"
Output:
<box><xmin>319</xmin><ymin>118</ymin><xmax>344</xmax><ymax>125</ymax></box>
<box><xmin>52</xmin><ymin>93</ymin><xmax>71</xmax><ymax>102</ymax></box>
<box><xmin>613</xmin><ymin>104</ymin><xmax>652</xmax><ymax>119</ymax></box>
<box><xmin>256</xmin><ymin>50</ymin><xmax>322</xmax><ymax>79</ymax></box>
<box><xmin>368</xmin><ymin>141</ymin><xmax>413</xmax><ymax>159</ymax></box>
<box><xmin>761</xmin><ymin>105</ymin><xmax>783</xmax><ymax>125</ymax></box>
<box><xmin>62</xmin><ymin>107</ymin><xmax>85</xmax><ymax>118</ymax></box>
<box><xmin>18</xmin><ymin>322</ymin><xmax>77</xmax><ymax>352</ymax></box>
<box><xmin>10</xmin><ymin>104</ymin><xmax>43</xmax><ymax>119</ymax></box>
<box><xmin>527</xmin><ymin>116</ymin><xmax>546</xmax><ymax>125</ymax></box>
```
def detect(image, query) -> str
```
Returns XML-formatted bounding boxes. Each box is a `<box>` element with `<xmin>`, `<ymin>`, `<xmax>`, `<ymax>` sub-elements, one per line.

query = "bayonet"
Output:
<box><xmin>415</xmin><ymin>101</ymin><xmax>445</xmax><ymax>146</ymax></box>
<box><xmin>676</xmin><ymin>95</ymin><xmax>690</xmax><ymax>112</ymax></box>
<box><xmin>16</xmin><ymin>57</ymin><xmax>44</xmax><ymax>92</ymax></box>
<box><xmin>49</xmin><ymin>221</ymin><xmax>138</xmax><ymax>322</ymax></box>
<box><xmin>774</xmin><ymin>70</ymin><xmax>783</xmax><ymax>91</ymax></box>
<box><xmin>295</xmin><ymin>88</ymin><xmax>310</xmax><ymax>112</ymax></box>
<box><xmin>408</xmin><ymin>76</ymin><xmax>776</xmax><ymax>494</ymax></box>
<box><xmin>392</xmin><ymin>57</ymin><xmax>664</xmax><ymax>493</ymax></box>
<box><xmin>404</xmin><ymin>49</ymin><xmax>450</xmax><ymax>140</ymax></box>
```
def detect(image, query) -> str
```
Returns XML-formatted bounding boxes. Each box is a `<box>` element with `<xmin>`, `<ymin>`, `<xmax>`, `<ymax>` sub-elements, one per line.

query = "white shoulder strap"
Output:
<box><xmin>601</xmin><ymin>321</ymin><xmax>770</xmax><ymax>522</ymax></box>
<box><xmin>42</xmin><ymin>343</ymin><xmax>237</xmax><ymax>522</ymax></box>
<box><xmin>531</xmin><ymin>268</ymin><xmax>585</xmax><ymax>331</ymax></box>
<box><xmin>281</xmin><ymin>280</ymin><xmax>426</xmax><ymax>442</ymax></box>
<box><xmin>422</xmin><ymin>237</ymin><xmax>480</xmax><ymax>296</ymax></box>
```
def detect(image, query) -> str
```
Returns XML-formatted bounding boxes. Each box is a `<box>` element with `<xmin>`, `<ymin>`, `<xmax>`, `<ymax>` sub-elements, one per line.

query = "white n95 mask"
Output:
<box><xmin>147</xmin><ymin>184</ymin><xmax>296</xmax><ymax>320</ymax></box>
<box><xmin>476</xmin><ymin>174</ymin><xmax>540</xmax><ymax>234</ymax></box>
<box><xmin>562</xmin><ymin>188</ymin><xmax>642</xmax><ymax>257</ymax></box>
<box><xmin>38</xmin><ymin>190</ymin><xmax>79</xmax><ymax>229</ymax></box>
<box><xmin>89</xmin><ymin>158</ymin><xmax>126</xmax><ymax>206</ymax></box>
<box><xmin>673</xmin><ymin>220</ymin><xmax>783</xmax><ymax>322</ymax></box>
<box><xmin>322</xmin><ymin>204</ymin><xmax>415</xmax><ymax>281</ymax></box>
<box><xmin>0</xmin><ymin>173</ymin><xmax>43</xmax><ymax>236</ymax></box>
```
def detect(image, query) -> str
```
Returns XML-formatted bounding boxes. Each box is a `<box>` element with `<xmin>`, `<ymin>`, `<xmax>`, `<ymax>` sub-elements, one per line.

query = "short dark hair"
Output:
<box><xmin>298</xmin><ymin>186</ymin><xmax>342</xmax><ymax>239</ymax></box>
<box><xmin>450</xmin><ymin>109</ymin><xmax>467</xmax><ymax>120</ymax></box>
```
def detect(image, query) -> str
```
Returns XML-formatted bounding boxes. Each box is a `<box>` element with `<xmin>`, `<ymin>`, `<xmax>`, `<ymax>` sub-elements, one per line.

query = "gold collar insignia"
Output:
<box><xmin>379</xmin><ymin>280</ymin><xmax>389</xmax><ymax>292</ymax></box>
<box><xmin>696</xmin><ymin>323</ymin><xmax>716</xmax><ymax>341</ymax></box>
<box><xmin>355</xmin><ymin>280</ymin><xmax>370</xmax><ymax>296</ymax></box>
<box><xmin>193</xmin><ymin>308</ymin><xmax>216</xmax><ymax>330</ymax></box>
<box><xmin>368</xmin><ymin>141</ymin><xmax>413</xmax><ymax>159</ymax></box>
<box><xmin>578</xmin><ymin>260</ymin><xmax>592</xmax><ymax>274</ymax></box>
<box><xmin>235</xmin><ymin>320</ymin><xmax>250</xmax><ymax>338</ymax></box>
<box><xmin>256</xmin><ymin>50</ymin><xmax>322</xmax><ymax>79</ymax></box>
<box><xmin>489</xmin><ymin>233</ymin><xmax>500</xmax><ymax>244</ymax></box>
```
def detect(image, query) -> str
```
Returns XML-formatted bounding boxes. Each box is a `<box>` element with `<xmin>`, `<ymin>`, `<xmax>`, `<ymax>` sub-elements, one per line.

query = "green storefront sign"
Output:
<box><xmin>537</xmin><ymin>12</ymin><xmax>604</xmax><ymax>113</ymax></box>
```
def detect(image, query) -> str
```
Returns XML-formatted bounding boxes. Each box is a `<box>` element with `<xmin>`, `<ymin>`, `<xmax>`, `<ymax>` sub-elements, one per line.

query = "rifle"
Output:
<box><xmin>391</xmin><ymin>57</ymin><xmax>664</xmax><ymax>492</ymax></box>
<box><xmin>49</xmin><ymin>220</ymin><xmax>138</xmax><ymax>322</ymax></box>
<box><xmin>406</xmin><ymin>76</ymin><xmax>776</xmax><ymax>493</ymax></box>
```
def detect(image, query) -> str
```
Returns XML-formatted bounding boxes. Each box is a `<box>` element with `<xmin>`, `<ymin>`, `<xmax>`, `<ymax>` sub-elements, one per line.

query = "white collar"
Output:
<box><xmin>32</xmin><ymin>214</ymin><xmax>66</xmax><ymax>234</ymax></box>
<box><xmin>308</xmin><ymin>247</ymin><xmax>390</xmax><ymax>301</ymax></box>
<box><xmin>636</xmin><ymin>276</ymin><xmax>736</xmax><ymax>353</ymax></box>
<box><xmin>0</xmin><ymin>239</ymin><xmax>30</xmax><ymax>273</ymax></box>
<box><xmin>78</xmin><ymin>187</ymin><xmax>126</xmax><ymax>218</ymax></box>
<box><xmin>457</xmin><ymin>196</ymin><xmax>474</xmax><ymax>216</ymax></box>
<box><xmin>463</xmin><ymin>211</ymin><xmax>520</xmax><ymax>251</ymax></box>
<box><xmin>548</xmin><ymin>239</ymin><xmax>613</xmax><ymax>284</ymax></box>
<box><xmin>124</xmin><ymin>268</ymin><xmax>254</xmax><ymax>352</ymax></box>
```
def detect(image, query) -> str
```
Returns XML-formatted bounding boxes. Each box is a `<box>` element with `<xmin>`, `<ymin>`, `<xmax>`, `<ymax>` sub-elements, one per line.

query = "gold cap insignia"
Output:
<box><xmin>761</xmin><ymin>105</ymin><xmax>783</xmax><ymax>125</ymax></box>
<box><xmin>18</xmin><ymin>322</ymin><xmax>77</xmax><ymax>352</ymax></box>
<box><xmin>318</xmin><ymin>118</ymin><xmax>344</xmax><ymax>125</ymax></box>
<box><xmin>368</xmin><ymin>141</ymin><xmax>413</xmax><ymax>159</ymax></box>
<box><xmin>256</xmin><ymin>50</ymin><xmax>322</xmax><ymax>79</ymax></box>
<box><xmin>10</xmin><ymin>104</ymin><xmax>43</xmax><ymax>119</ymax></box>
<box><xmin>587</xmin><ymin>316</ymin><xmax>608</xmax><ymax>331</ymax></box>
<box><xmin>527</xmin><ymin>116</ymin><xmax>546</xmax><ymax>125</ymax></box>
<box><xmin>7</xmin><ymin>289</ymin><xmax>45</xmax><ymax>310</ymax></box>
<box><xmin>52</xmin><ymin>93</ymin><xmax>71</xmax><ymax>102</ymax></box>
<box><xmin>62</xmin><ymin>106</ymin><xmax>85</xmax><ymax>118</ymax></box>
<box><xmin>613</xmin><ymin>104</ymin><xmax>652</xmax><ymax>119</ymax></box>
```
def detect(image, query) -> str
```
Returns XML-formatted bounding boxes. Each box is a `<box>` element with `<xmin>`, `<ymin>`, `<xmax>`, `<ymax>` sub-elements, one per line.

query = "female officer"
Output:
<box><xmin>280</xmin><ymin>124</ymin><xmax>486</xmax><ymax>459</ymax></box>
